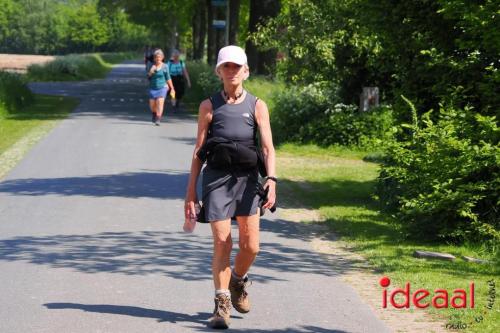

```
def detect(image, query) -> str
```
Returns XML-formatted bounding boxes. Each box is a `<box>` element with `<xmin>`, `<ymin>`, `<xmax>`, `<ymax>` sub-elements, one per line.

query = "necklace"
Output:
<box><xmin>223</xmin><ymin>90</ymin><xmax>244</xmax><ymax>102</ymax></box>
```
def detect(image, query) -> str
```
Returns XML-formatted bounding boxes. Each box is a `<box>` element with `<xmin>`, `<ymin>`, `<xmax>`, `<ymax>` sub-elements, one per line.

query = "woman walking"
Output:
<box><xmin>146</xmin><ymin>49</ymin><xmax>175</xmax><ymax>125</ymax></box>
<box><xmin>184</xmin><ymin>45</ymin><xmax>276</xmax><ymax>329</ymax></box>
<box><xmin>167</xmin><ymin>49</ymin><xmax>191</xmax><ymax>109</ymax></box>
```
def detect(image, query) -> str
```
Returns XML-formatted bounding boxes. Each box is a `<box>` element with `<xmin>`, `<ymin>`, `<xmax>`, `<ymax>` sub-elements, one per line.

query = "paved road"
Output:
<box><xmin>0</xmin><ymin>61</ymin><xmax>390</xmax><ymax>333</ymax></box>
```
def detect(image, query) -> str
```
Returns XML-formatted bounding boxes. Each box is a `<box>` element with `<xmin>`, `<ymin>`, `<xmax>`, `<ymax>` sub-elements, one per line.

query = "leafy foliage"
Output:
<box><xmin>254</xmin><ymin>0</ymin><xmax>499</xmax><ymax>245</ymax></box>
<box><xmin>253</xmin><ymin>0</ymin><xmax>382</xmax><ymax>105</ymax></box>
<box><xmin>0</xmin><ymin>0</ymin><xmax>150</xmax><ymax>54</ymax></box>
<box><xmin>255</xmin><ymin>0</ymin><xmax>499</xmax><ymax>116</ymax></box>
<box><xmin>377</xmin><ymin>107</ymin><xmax>500</xmax><ymax>244</ymax></box>
<box><xmin>271</xmin><ymin>82</ymin><xmax>394</xmax><ymax>147</ymax></box>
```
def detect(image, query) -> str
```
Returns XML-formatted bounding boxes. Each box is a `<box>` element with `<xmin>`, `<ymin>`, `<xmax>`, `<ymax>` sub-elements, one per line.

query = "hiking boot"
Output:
<box><xmin>209</xmin><ymin>294</ymin><xmax>231</xmax><ymax>329</ymax></box>
<box><xmin>229</xmin><ymin>274</ymin><xmax>251</xmax><ymax>313</ymax></box>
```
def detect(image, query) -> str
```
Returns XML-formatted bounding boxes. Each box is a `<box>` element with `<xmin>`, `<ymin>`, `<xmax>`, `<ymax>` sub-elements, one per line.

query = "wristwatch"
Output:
<box><xmin>266</xmin><ymin>176</ymin><xmax>278</xmax><ymax>183</ymax></box>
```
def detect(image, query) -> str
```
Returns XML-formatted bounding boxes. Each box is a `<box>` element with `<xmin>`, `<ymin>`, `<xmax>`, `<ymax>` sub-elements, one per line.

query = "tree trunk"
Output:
<box><xmin>245</xmin><ymin>0</ymin><xmax>280</xmax><ymax>75</ymax></box>
<box><xmin>206</xmin><ymin>0</ymin><xmax>216</xmax><ymax>65</ymax></box>
<box><xmin>192</xmin><ymin>0</ymin><xmax>206</xmax><ymax>60</ymax></box>
<box><xmin>215</xmin><ymin>4</ymin><xmax>226</xmax><ymax>51</ymax></box>
<box><xmin>245</xmin><ymin>0</ymin><xmax>259</xmax><ymax>72</ymax></box>
<box><xmin>228</xmin><ymin>0</ymin><xmax>241</xmax><ymax>45</ymax></box>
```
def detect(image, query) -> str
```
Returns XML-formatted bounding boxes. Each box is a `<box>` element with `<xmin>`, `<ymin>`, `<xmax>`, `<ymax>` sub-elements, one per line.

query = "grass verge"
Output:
<box><xmin>277</xmin><ymin>143</ymin><xmax>499</xmax><ymax>333</ymax></box>
<box><xmin>27</xmin><ymin>52</ymin><xmax>137</xmax><ymax>81</ymax></box>
<box><xmin>0</xmin><ymin>94</ymin><xmax>79</xmax><ymax>179</ymax></box>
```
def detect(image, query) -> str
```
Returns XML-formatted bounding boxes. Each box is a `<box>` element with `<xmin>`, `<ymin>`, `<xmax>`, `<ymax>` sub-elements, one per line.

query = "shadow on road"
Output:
<box><xmin>43</xmin><ymin>302</ymin><xmax>212</xmax><ymax>324</ymax></box>
<box><xmin>0</xmin><ymin>218</ymin><xmax>350</xmax><ymax>281</ymax></box>
<box><xmin>186</xmin><ymin>325</ymin><xmax>348</xmax><ymax>332</ymax></box>
<box><xmin>0</xmin><ymin>171</ymin><xmax>188</xmax><ymax>199</ymax></box>
<box><xmin>43</xmin><ymin>303</ymin><xmax>343</xmax><ymax>332</ymax></box>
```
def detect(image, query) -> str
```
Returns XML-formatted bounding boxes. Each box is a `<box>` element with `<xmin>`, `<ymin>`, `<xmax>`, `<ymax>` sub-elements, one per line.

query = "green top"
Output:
<box><xmin>146</xmin><ymin>63</ymin><xmax>171</xmax><ymax>90</ymax></box>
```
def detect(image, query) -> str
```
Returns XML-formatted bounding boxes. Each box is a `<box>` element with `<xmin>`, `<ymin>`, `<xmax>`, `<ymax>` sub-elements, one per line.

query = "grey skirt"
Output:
<box><xmin>201</xmin><ymin>166</ymin><xmax>260</xmax><ymax>222</ymax></box>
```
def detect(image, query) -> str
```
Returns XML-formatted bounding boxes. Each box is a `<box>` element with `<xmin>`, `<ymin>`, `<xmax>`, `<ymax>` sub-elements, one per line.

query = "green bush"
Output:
<box><xmin>0</xmin><ymin>71</ymin><xmax>34</xmax><ymax>117</ymax></box>
<box><xmin>271</xmin><ymin>82</ymin><xmax>394</xmax><ymax>147</ymax></box>
<box><xmin>377</xmin><ymin>106</ymin><xmax>500</xmax><ymax>244</ymax></box>
<box><xmin>183</xmin><ymin>61</ymin><xmax>221</xmax><ymax>107</ymax></box>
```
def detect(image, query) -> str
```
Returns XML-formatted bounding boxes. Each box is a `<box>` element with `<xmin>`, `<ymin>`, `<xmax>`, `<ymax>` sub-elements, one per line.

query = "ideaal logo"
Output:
<box><xmin>379</xmin><ymin>276</ymin><xmax>474</xmax><ymax>309</ymax></box>
<box><xmin>379</xmin><ymin>277</ymin><xmax>496</xmax><ymax>330</ymax></box>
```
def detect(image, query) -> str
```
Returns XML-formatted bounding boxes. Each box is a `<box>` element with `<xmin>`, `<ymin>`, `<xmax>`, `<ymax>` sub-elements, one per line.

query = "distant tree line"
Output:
<box><xmin>0</xmin><ymin>0</ymin><xmax>150</xmax><ymax>54</ymax></box>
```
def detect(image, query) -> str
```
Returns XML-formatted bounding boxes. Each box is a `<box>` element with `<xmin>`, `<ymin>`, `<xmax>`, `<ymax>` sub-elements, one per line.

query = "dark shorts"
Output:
<box><xmin>149</xmin><ymin>87</ymin><xmax>167</xmax><ymax>99</ymax></box>
<box><xmin>201</xmin><ymin>166</ymin><xmax>260</xmax><ymax>222</ymax></box>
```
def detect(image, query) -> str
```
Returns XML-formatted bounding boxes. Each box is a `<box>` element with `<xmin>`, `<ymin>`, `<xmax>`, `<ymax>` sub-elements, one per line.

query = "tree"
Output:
<box><xmin>192</xmin><ymin>0</ymin><xmax>206</xmax><ymax>60</ymax></box>
<box><xmin>67</xmin><ymin>3</ymin><xmax>110</xmax><ymax>52</ymax></box>
<box><xmin>246</xmin><ymin>0</ymin><xmax>280</xmax><ymax>75</ymax></box>
<box><xmin>206</xmin><ymin>0</ymin><xmax>216</xmax><ymax>64</ymax></box>
<box><xmin>228</xmin><ymin>0</ymin><xmax>241</xmax><ymax>45</ymax></box>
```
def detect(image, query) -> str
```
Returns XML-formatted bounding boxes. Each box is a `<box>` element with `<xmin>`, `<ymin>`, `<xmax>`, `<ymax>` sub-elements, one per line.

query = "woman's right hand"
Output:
<box><xmin>184</xmin><ymin>193</ymin><xmax>198</xmax><ymax>221</ymax></box>
<box><xmin>184</xmin><ymin>194</ymin><xmax>199</xmax><ymax>233</ymax></box>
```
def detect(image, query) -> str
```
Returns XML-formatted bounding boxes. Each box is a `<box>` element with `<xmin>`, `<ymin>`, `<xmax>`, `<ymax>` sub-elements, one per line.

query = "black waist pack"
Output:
<box><xmin>198</xmin><ymin>137</ymin><xmax>262</xmax><ymax>172</ymax></box>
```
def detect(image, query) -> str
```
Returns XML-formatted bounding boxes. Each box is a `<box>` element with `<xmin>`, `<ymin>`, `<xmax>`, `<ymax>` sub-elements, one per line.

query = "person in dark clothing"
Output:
<box><xmin>144</xmin><ymin>45</ymin><xmax>153</xmax><ymax>71</ymax></box>
<box><xmin>167</xmin><ymin>49</ymin><xmax>191</xmax><ymax>109</ymax></box>
<box><xmin>184</xmin><ymin>45</ymin><xmax>277</xmax><ymax>329</ymax></box>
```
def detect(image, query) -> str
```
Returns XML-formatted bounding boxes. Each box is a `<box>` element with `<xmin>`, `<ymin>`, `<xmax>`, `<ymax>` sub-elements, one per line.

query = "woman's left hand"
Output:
<box><xmin>263</xmin><ymin>180</ymin><xmax>276</xmax><ymax>209</ymax></box>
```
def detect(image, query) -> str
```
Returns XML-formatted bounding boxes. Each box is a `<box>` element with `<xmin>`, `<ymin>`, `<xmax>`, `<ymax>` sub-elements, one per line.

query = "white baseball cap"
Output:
<box><xmin>215</xmin><ymin>45</ymin><xmax>248</xmax><ymax>72</ymax></box>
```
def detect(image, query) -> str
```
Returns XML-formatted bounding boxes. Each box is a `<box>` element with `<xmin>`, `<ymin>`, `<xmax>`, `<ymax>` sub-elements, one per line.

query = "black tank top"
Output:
<box><xmin>209</xmin><ymin>91</ymin><xmax>258</xmax><ymax>142</ymax></box>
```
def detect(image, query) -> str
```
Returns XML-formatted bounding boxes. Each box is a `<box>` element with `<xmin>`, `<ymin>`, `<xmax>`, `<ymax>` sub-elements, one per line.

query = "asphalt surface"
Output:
<box><xmin>0</xmin><ymin>61</ymin><xmax>391</xmax><ymax>333</ymax></box>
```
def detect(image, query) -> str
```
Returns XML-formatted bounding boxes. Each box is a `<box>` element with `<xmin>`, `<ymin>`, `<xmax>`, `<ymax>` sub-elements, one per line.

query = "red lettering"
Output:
<box><xmin>390</xmin><ymin>282</ymin><xmax>410</xmax><ymax>308</ymax></box>
<box><xmin>382</xmin><ymin>289</ymin><xmax>387</xmax><ymax>308</ymax></box>
<box><xmin>413</xmin><ymin>289</ymin><xmax>430</xmax><ymax>308</ymax></box>
<box><xmin>451</xmin><ymin>289</ymin><xmax>467</xmax><ymax>308</ymax></box>
<box><xmin>470</xmin><ymin>282</ymin><xmax>475</xmax><ymax>308</ymax></box>
<box><xmin>432</xmin><ymin>289</ymin><xmax>449</xmax><ymax>308</ymax></box>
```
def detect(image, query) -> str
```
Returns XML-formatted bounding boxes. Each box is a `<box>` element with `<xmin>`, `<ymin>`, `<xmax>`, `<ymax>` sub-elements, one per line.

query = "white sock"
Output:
<box><xmin>215</xmin><ymin>289</ymin><xmax>230</xmax><ymax>297</ymax></box>
<box><xmin>231</xmin><ymin>270</ymin><xmax>247</xmax><ymax>281</ymax></box>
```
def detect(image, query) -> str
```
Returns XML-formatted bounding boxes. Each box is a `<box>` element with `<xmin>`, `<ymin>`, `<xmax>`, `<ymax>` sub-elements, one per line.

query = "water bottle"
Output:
<box><xmin>183</xmin><ymin>203</ymin><xmax>200</xmax><ymax>233</ymax></box>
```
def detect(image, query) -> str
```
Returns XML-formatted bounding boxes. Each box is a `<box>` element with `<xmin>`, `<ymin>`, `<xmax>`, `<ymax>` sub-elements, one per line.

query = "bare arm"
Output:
<box><xmin>147</xmin><ymin>64</ymin><xmax>156</xmax><ymax>77</ymax></box>
<box><xmin>255</xmin><ymin>99</ymin><xmax>276</xmax><ymax>209</ymax></box>
<box><xmin>184</xmin><ymin>99</ymin><xmax>212</xmax><ymax>219</ymax></box>
<box><xmin>167</xmin><ymin>79</ymin><xmax>175</xmax><ymax>93</ymax></box>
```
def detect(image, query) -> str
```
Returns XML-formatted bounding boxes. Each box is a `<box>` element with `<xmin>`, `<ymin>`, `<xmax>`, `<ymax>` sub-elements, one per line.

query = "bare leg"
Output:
<box><xmin>149</xmin><ymin>99</ymin><xmax>156</xmax><ymax>122</ymax></box>
<box><xmin>233</xmin><ymin>213</ymin><xmax>260</xmax><ymax>277</ymax></box>
<box><xmin>210</xmin><ymin>219</ymin><xmax>232</xmax><ymax>290</ymax></box>
<box><xmin>156</xmin><ymin>97</ymin><xmax>165</xmax><ymax>119</ymax></box>
<box><xmin>149</xmin><ymin>99</ymin><xmax>155</xmax><ymax>114</ymax></box>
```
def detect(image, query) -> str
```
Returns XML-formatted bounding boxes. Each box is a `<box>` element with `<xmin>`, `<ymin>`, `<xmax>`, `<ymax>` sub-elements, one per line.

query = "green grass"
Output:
<box><xmin>0</xmin><ymin>94</ymin><xmax>79</xmax><ymax>178</ymax></box>
<box><xmin>277</xmin><ymin>143</ymin><xmax>499</xmax><ymax>333</ymax></box>
<box><xmin>27</xmin><ymin>52</ymin><xmax>137</xmax><ymax>82</ymax></box>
